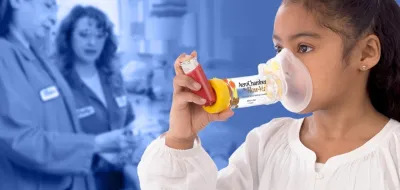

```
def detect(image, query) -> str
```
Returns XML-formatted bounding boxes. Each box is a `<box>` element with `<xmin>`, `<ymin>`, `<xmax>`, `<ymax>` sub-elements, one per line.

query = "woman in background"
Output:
<box><xmin>0</xmin><ymin>0</ymin><xmax>135</xmax><ymax>190</ymax></box>
<box><xmin>55</xmin><ymin>5</ymin><xmax>140</xmax><ymax>190</ymax></box>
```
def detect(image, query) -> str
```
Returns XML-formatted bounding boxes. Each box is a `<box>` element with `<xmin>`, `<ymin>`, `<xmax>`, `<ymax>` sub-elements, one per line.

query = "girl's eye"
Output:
<box><xmin>298</xmin><ymin>44</ymin><xmax>313</xmax><ymax>53</ymax></box>
<box><xmin>274</xmin><ymin>45</ymin><xmax>283</xmax><ymax>54</ymax></box>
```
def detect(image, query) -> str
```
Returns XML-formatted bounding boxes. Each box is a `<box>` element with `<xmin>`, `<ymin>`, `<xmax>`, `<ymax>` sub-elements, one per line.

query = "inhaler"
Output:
<box><xmin>180</xmin><ymin>49</ymin><xmax>313</xmax><ymax>114</ymax></box>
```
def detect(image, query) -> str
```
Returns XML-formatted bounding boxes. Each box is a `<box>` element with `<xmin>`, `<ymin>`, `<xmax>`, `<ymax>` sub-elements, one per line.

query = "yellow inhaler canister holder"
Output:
<box><xmin>202</xmin><ymin>78</ymin><xmax>231</xmax><ymax>114</ymax></box>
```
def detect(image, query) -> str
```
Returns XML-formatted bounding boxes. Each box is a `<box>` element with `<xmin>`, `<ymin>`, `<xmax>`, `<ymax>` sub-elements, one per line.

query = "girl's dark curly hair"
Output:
<box><xmin>282</xmin><ymin>0</ymin><xmax>400</xmax><ymax>121</ymax></box>
<box><xmin>55</xmin><ymin>5</ymin><xmax>123</xmax><ymax>91</ymax></box>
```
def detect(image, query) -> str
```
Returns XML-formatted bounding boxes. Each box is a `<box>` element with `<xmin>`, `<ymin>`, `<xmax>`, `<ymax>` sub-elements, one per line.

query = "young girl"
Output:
<box><xmin>137</xmin><ymin>0</ymin><xmax>400</xmax><ymax>189</ymax></box>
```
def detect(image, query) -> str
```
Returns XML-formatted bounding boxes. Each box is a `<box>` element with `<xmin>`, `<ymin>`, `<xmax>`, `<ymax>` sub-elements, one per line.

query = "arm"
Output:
<box><xmin>119</xmin><ymin>68</ymin><xmax>134</xmax><ymax>127</ymax></box>
<box><xmin>0</xmin><ymin>58</ymin><xmax>97</xmax><ymax>175</ymax></box>
<box><xmin>123</xmin><ymin>164</ymin><xmax>141</xmax><ymax>190</ymax></box>
<box><xmin>137</xmin><ymin>128</ymin><xmax>262</xmax><ymax>190</ymax></box>
<box><xmin>124</xmin><ymin>100</ymin><xmax>135</xmax><ymax>126</ymax></box>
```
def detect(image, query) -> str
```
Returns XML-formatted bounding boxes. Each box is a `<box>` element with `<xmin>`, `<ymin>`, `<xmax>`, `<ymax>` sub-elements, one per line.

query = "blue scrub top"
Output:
<box><xmin>64</xmin><ymin>69</ymin><xmax>134</xmax><ymax>134</ymax></box>
<box><xmin>63</xmin><ymin>68</ymin><xmax>135</xmax><ymax>190</ymax></box>
<box><xmin>0</xmin><ymin>35</ymin><xmax>97</xmax><ymax>190</ymax></box>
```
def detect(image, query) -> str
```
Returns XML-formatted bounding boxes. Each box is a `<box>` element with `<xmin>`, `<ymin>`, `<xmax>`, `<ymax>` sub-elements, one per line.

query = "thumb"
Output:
<box><xmin>209</xmin><ymin>109</ymin><xmax>234</xmax><ymax>122</ymax></box>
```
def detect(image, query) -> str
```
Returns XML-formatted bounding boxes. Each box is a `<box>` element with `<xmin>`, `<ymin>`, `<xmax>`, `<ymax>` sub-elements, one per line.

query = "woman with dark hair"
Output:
<box><xmin>0</xmin><ymin>1</ymin><xmax>136</xmax><ymax>190</ymax></box>
<box><xmin>138</xmin><ymin>0</ymin><xmax>400</xmax><ymax>189</ymax></box>
<box><xmin>55</xmin><ymin>5</ymin><xmax>139</xmax><ymax>190</ymax></box>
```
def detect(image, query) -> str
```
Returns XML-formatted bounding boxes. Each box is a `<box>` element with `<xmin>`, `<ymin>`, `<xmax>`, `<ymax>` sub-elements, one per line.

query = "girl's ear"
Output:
<box><xmin>357</xmin><ymin>34</ymin><xmax>381</xmax><ymax>71</ymax></box>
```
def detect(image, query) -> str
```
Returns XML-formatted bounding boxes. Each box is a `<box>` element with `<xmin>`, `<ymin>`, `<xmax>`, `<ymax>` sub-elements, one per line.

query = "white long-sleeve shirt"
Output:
<box><xmin>137</xmin><ymin>117</ymin><xmax>400</xmax><ymax>190</ymax></box>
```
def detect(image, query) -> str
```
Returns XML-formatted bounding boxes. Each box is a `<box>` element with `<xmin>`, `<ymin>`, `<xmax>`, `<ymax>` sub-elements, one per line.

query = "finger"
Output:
<box><xmin>121</xmin><ymin>136</ymin><xmax>136</xmax><ymax>145</ymax></box>
<box><xmin>123</xmin><ymin>136</ymin><xmax>137</xmax><ymax>145</ymax></box>
<box><xmin>173</xmin><ymin>75</ymin><xmax>202</xmax><ymax>93</ymax></box>
<box><xmin>190</xmin><ymin>50</ymin><xmax>197</xmax><ymax>58</ymax></box>
<box><xmin>174</xmin><ymin>53</ymin><xmax>187</xmax><ymax>75</ymax></box>
<box><xmin>209</xmin><ymin>109</ymin><xmax>235</xmax><ymax>122</ymax></box>
<box><xmin>174</xmin><ymin>91</ymin><xmax>207</xmax><ymax>106</ymax></box>
<box><xmin>182</xmin><ymin>54</ymin><xmax>194</xmax><ymax>62</ymax></box>
<box><xmin>123</xmin><ymin>128</ymin><xmax>133</xmax><ymax>137</ymax></box>
<box><xmin>119</xmin><ymin>140</ymin><xmax>134</xmax><ymax>150</ymax></box>
<box><xmin>174</xmin><ymin>53</ymin><xmax>196</xmax><ymax>75</ymax></box>
<box><xmin>174</xmin><ymin>53</ymin><xmax>195</xmax><ymax>76</ymax></box>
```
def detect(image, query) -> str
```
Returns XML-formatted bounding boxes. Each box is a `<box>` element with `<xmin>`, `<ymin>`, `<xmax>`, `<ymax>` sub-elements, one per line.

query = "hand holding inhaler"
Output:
<box><xmin>166</xmin><ymin>51</ymin><xmax>234</xmax><ymax>149</ymax></box>
<box><xmin>166</xmin><ymin>49</ymin><xmax>313</xmax><ymax>149</ymax></box>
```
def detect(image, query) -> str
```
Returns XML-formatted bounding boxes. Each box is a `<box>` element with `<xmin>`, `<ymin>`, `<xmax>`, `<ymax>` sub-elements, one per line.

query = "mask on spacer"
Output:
<box><xmin>180</xmin><ymin>48</ymin><xmax>313</xmax><ymax>114</ymax></box>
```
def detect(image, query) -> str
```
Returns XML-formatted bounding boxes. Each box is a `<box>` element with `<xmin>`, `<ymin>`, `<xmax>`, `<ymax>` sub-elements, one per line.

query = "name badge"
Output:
<box><xmin>40</xmin><ymin>86</ymin><xmax>60</xmax><ymax>102</ymax></box>
<box><xmin>115</xmin><ymin>95</ymin><xmax>127</xmax><ymax>108</ymax></box>
<box><xmin>77</xmin><ymin>106</ymin><xmax>96</xmax><ymax>119</ymax></box>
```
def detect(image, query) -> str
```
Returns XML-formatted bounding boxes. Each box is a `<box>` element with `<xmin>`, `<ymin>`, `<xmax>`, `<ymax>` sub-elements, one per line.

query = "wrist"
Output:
<box><xmin>165</xmin><ymin>132</ymin><xmax>196</xmax><ymax>150</ymax></box>
<box><xmin>94</xmin><ymin>135</ymin><xmax>105</xmax><ymax>153</ymax></box>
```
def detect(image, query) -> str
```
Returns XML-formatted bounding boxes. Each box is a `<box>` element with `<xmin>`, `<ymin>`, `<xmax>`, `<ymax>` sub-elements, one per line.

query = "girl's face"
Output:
<box><xmin>71</xmin><ymin>17</ymin><xmax>107</xmax><ymax>65</ymax></box>
<box><xmin>14</xmin><ymin>0</ymin><xmax>57</xmax><ymax>40</ymax></box>
<box><xmin>273</xmin><ymin>3</ymin><xmax>367</xmax><ymax>113</ymax></box>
